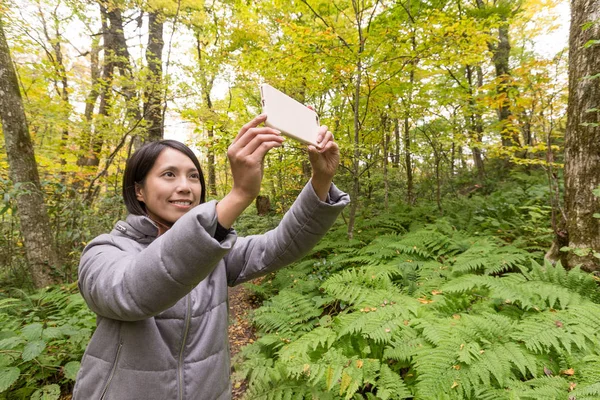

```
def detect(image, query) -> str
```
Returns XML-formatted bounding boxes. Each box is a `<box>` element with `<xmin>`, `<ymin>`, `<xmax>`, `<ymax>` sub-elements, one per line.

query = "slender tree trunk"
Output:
<box><xmin>0</xmin><ymin>17</ymin><xmax>59</xmax><ymax>288</ymax></box>
<box><xmin>476</xmin><ymin>0</ymin><xmax>520</xmax><ymax>150</ymax></box>
<box><xmin>561</xmin><ymin>0</ymin><xmax>600</xmax><ymax>272</ymax></box>
<box><xmin>144</xmin><ymin>11</ymin><xmax>164</xmax><ymax>142</ymax></box>
<box><xmin>493</xmin><ymin>24</ymin><xmax>518</xmax><ymax>147</ymax></box>
<box><xmin>87</xmin><ymin>4</ymin><xmax>115</xmax><ymax>167</ymax></box>
<box><xmin>347</xmin><ymin>57</ymin><xmax>362</xmax><ymax>239</ymax></box>
<box><xmin>384</xmin><ymin>125</ymin><xmax>390</xmax><ymax>210</ymax></box>
<box><xmin>196</xmin><ymin>33</ymin><xmax>217</xmax><ymax>196</ymax></box>
<box><xmin>403</xmin><ymin>31</ymin><xmax>417</xmax><ymax>205</ymax></box>
<box><xmin>38</xmin><ymin>5</ymin><xmax>71</xmax><ymax>170</ymax></box>
<box><xmin>78</xmin><ymin>36</ymin><xmax>101</xmax><ymax>166</ymax></box>
<box><xmin>394</xmin><ymin>119</ymin><xmax>400</xmax><ymax>167</ymax></box>
<box><xmin>88</xmin><ymin>4</ymin><xmax>140</xmax><ymax>166</ymax></box>
<box><xmin>465</xmin><ymin>64</ymin><xmax>485</xmax><ymax>180</ymax></box>
<box><xmin>403</xmin><ymin>103</ymin><xmax>414</xmax><ymax>204</ymax></box>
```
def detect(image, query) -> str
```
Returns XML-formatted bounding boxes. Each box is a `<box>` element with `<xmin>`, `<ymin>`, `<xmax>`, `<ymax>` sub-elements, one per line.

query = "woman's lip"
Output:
<box><xmin>169</xmin><ymin>201</ymin><xmax>193</xmax><ymax>209</ymax></box>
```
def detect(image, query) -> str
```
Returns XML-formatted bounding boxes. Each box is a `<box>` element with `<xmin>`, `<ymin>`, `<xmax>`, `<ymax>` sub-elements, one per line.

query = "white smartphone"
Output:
<box><xmin>260</xmin><ymin>83</ymin><xmax>321</xmax><ymax>148</ymax></box>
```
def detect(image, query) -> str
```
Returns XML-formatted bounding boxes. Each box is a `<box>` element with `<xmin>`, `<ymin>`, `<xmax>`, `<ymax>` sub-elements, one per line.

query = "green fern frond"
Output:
<box><xmin>336</xmin><ymin>303</ymin><xmax>417</xmax><ymax>344</ymax></box>
<box><xmin>451</xmin><ymin>243</ymin><xmax>528</xmax><ymax>275</ymax></box>
<box><xmin>527</xmin><ymin>260</ymin><xmax>600</xmax><ymax>304</ymax></box>
<box><xmin>511</xmin><ymin>310</ymin><xmax>594</xmax><ymax>355</ymax></box>
<box><xmin>278</xmin><ymin>327</ymin><xmax>337</xmax><ymax>361</ymax></box>
<box><xmin>375</xmin><ymin>363</ymin><xmax>412</xmax><ymax>400</ymax></box>
<box><xmin>459</xmin><ymin>313</ymin><xmax>516</xmax><ymax>343</ymax></box>
<box><xmin>572</xmin><ymin>381</ymin><xmax>600</xmax><ymax>399</ymax></box>
<box><xmin>573</xmin><ymin>354</ymin><xmax>600</xmax><ymax>387</ymax></box>
<box><xmin>321</xmin><ymin>268</ymin><xmax>402</xmax><ymax>306</ymax></box>
<box><xmin>383</xmin><ymin>326</ymin><xmax>427</xmax><ymax>362</ymax></box>
<box><xmin>474</xmin><ymin>376</ymin><xmax>570</xmax><ymax>400</ymax></box>
<box><xmin>253</xmin><ymin>290</ymin><xmax>321</xmax><ymax>336</ymax></box>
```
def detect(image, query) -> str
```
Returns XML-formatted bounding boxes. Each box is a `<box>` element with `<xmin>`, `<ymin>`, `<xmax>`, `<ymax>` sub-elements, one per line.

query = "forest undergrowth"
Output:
<box><xmin>1</xmin><ymin>173</ymin><xmax>600</xmax><ymax>399</ymax></box>
<box><xmin>233</xmin><ymin>173</ymin><xmax>600</xmax><ymax>400</ymax></box>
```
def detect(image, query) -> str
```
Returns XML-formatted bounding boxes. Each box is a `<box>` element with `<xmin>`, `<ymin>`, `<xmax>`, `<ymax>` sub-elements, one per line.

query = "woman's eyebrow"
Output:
<box><xmin>159</xmin><ymin>165</ymin><xmax>198</xmax><ymax>173</ymax></box>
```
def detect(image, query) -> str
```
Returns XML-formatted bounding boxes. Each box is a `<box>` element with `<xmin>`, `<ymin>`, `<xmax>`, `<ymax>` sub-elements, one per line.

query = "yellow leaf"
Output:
<box><xmin>451</xmin><ymin>381</ymin><xmax>459</xmax><ymax>389</ymax></box>
<box><xmin>356</xmin><ymin>360</ymin><xmax>363</xmax><ymax>369</ymax></box>
<box><xmin>562</xmin><ymin>368</ymin><xmax>575</xmax><ymax>376</ymax></box>
<box><xmin>303</xmin><ymin>364</ymin><xmax>310</xmax><ymax>375</ymax></box>
<box><xmin>339</xmin><ymin>372</ymin><xmax>352</xmax><ymax>395</ymax></box>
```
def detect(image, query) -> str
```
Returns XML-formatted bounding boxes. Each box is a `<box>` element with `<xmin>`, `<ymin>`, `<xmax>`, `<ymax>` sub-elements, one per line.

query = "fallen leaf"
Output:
<box><xmin>562</xmin><ymin>368</ymin><xmax>575</xmax><ymax>376</ymax></box>
<box><xmin>451</xmin><ymin>381</ymin><xmax>459</xmax><ymax>389</ymax></box>
<box><xmin>432</xmin><ymin>290</ymin><xmax>443</xmax><ymax>295</ymax></box>
<box><xmin>356</xmin><ymin>360</ymin><xmax>364</xmax><ymax>368</ymax></box>
<box><xmin>555</xmin><ymin>320</ymin><xmax>564</xmax><ymax>328</ymax></box>
<box><xmin>569</xmin><ymin>382</ymin><xmax>577</xmax><ymax>391</ymax></box>
<box><xmin>544</xmin><ymin>366</ymin><xmax>554</xmax><ymax>376</ymax></box>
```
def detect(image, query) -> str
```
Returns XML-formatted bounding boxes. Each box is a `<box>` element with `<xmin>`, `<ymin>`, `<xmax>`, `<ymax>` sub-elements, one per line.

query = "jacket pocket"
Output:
<box><xmin>100</xmin><ymin>341</ymin><xmax>123</xmax><ymax>400</ymax></box>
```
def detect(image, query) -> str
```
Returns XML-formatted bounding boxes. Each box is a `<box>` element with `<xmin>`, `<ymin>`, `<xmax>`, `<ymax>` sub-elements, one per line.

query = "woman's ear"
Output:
<box><xmin>135</xmin><ymin>183</ymin><xmax>144</xmax><ymax>202</ymax></box>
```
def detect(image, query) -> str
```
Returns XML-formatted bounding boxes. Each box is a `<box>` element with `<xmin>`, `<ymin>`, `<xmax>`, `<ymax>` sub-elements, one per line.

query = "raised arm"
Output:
<box><xmin>78</xmin><ymin>201</ymin><xmax>236</xmax><ymax>321</ymax></box>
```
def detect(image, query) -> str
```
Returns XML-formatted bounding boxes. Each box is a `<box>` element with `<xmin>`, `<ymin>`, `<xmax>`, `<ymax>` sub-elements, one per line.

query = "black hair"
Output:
<box><xmin>122</xmin><ymin>140</ymin><xmax>206</xmax><ymax>215</ymax></box>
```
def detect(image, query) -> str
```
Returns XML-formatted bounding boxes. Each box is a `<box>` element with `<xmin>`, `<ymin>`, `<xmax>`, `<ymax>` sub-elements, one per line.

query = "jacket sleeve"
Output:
<box><xmin>78</xmin><ymin>201</ymin><xmax>237</xmax><ymax>321</ymax></box>
<box><xmin>225</xmin><ymin>181</ymin><xmax>350</xmax><ymax>286</ymax></box>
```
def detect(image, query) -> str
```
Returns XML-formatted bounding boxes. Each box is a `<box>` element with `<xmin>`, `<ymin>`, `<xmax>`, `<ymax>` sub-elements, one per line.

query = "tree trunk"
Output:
<box><xmin>562</xmin><ymin>0</ymin><xmax>600</xmax><ymax>272</ymax></box>
<box><xmin>196</xmin><ymin>32</ymin><xmax>218</xmax><ymax>196</ymax></box>
<box><xmin>403</xmin><ymin>109</ymin><xmax>414</xmax><ymax>205</ymax></box>
<box><xmin>394</xmin><ymin>119</ymin><xmax>400</xmax><ymax>167</ymax></box>
<box><xmin>465</xmin><ymin>64</ymin><xmax>485</xmax><ymax>180</ymax></box>
<box><xmin>77</xmin><ymin>35</ymin><xmax>101</xmax><ymax>166</ymax></box>
<box><xmin>383</xmin><ymin>122</ymin><xmax>390</xmax><ymax>210</ymax></box>
<box><xmin>475</xmin><ymin>0</ymin><xmax>522</xmax><ymax>151</ymax></box>
<box><xmin>0</xmin><ymin>17</ymin><xmax>59</xmax><ymax>288</ymax></box>
<box><xmin>87</xmin><ymin>4</ymin><xmax>140</xmax><ymax>166</ymax></box>
<box><xmin>144</xmin><ymin>11</ymin><xmax>164</xmax><ymax>142</ymax></box>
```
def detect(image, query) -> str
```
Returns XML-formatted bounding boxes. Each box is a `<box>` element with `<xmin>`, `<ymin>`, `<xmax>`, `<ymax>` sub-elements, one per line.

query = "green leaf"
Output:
<box><xmin>31</xmin><ymin>384</ymin><xmax>60</xmax><ymax>400</ymax></box>
<box><xmin>22</xmin><ymin>340</ymin><xmax>46</xmax><ymax>361</ymax></box>
<box><xmin>0</xmin><ymin>366</ymin><xmax>20</xmax><ymax>392</ymax></box>
<box><xmin>593</xmin><ymin>213</ymin><xmax>600</xmax><ymax>219</ymax></box>
<box><xmin>573</xmin><ymin>248</ymin><xmax>591</xmax><ymax>257</ymax></box>
<box><xmin>0</xmin><ymin>336</ymin><xmax>24</xmax><ymax>350</ymax></box>
<box><xmin>583</xmin><ymin>39</ymin><xmax>600</xmax><ymax>48</ymax></box>
<box><xmin>21</xmin><ymin>323</ymin><xmax>43</xmax><ymax>341</ymax></box>
<box><xmin>63</xmin><ymin>361</ymin><xmax>80</xmax><ymax>381</ymax></box>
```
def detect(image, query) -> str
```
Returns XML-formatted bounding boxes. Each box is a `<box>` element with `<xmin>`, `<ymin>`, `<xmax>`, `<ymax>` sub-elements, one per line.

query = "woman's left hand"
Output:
<box><xmin>308</xmin><ymin>125</ymin><xmax>339</xmax><ymax>201</ymax></box>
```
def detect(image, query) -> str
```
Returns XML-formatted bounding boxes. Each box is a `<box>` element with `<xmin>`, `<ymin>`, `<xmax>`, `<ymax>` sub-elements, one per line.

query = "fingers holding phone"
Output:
<box><xmin>227</xmin><ymin>114</ymin><xmax>285</xmax><ymax>201</ymax></box>
<box><xmin>308</xmin><ymin>125</ymin><xmax>339</xmax><ymax>181</ymax></box>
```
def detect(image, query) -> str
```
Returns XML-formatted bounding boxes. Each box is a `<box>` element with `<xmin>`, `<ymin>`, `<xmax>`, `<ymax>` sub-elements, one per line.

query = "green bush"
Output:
<box><xmin>0</xmin><ymin>284</ymin><xmax>95</xmax><ymax>399</ymax></box>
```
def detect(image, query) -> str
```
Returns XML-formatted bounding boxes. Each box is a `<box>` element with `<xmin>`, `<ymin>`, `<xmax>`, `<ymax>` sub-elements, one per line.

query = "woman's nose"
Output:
<box><xmin>176</xmin><ymin>177</ymin><xmax>191</xmax><ymax>193</ymax></box>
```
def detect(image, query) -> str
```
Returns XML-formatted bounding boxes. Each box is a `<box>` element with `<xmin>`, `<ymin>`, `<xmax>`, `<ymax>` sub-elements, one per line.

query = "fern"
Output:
<box><xmin>252</xmin><ymin>290</ymin><xmax>322</xmax><ymax>337</ymax></box>
<box><xmin>450</xmin><ymin>240</ymin><xmax>529</xmax><ymax>275</ymax></box>
<box><xmin>238</xmin><ymin>213</ymin><xmax>600</xmax><ymax>399</ymax></box>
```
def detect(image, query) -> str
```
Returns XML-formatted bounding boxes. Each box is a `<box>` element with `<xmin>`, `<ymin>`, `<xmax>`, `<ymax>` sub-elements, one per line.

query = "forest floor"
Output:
<box><xmin>228</xmin><ymin>281</ymin><xmax>261</xmax><ymax>399</ymax></box>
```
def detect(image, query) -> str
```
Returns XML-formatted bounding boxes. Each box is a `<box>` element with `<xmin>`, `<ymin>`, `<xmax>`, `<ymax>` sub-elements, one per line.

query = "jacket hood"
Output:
<box><xmin>111</xmin><ymin>214</ymin><xmax>159</xmax><ymax>243</ymax></box>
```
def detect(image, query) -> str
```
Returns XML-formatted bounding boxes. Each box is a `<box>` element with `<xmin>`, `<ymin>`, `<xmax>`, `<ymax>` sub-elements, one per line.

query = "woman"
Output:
<box><xmin>73</xmin><ymin>114</ymin><xmax>350</xmax><ymax>400</ymax></box>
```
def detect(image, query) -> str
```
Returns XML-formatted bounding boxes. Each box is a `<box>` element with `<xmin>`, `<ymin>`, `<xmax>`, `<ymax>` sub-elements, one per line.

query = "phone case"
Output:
<box><xmin>260</xmin><ymin>83</ymin><xmax>321</xmax><ymax>148</ymax></box>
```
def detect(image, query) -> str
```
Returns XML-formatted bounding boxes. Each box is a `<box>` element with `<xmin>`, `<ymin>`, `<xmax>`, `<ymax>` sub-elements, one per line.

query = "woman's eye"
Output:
<box><xmin>164</xmin><ymin>171</ymin><xmax>175</xmax><ymax>177</ymax></box>
<box><xmin>190</xmin><ymin>173</ymin><xmax>200</xmax><ymax>179</ymax></box>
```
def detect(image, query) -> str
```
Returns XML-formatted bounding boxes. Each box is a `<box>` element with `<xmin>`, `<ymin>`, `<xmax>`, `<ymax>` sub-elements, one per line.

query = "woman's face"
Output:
<box><xmin>135</xmin><ymin>147</ymin><xmax>202</xmax><ymax>229</ymax></box>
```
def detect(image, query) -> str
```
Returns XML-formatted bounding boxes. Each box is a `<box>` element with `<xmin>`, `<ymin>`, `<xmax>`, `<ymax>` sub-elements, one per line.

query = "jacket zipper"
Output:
<box><xmin>100</xmin><ymin>341</ymin><xmax>123</xmax><ymax>400</ymax></box>
<box><xmin>178</xmin><ymin>294</ymin><xmax>192</xmax><ymax>400</ymax></box>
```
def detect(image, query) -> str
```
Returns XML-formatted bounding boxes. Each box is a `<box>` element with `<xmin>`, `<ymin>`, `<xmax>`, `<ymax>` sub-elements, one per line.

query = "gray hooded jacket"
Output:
<box><xmin>73</xmin><ymin>182</ymin><xmax>349</xmax><ymax>400</ymax></box>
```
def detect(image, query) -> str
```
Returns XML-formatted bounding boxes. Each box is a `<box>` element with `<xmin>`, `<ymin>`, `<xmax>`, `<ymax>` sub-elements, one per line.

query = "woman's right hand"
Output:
<box><xmin>216</xmin><ymin>114</ymin><xmax>284</xmax><ymax>229</ymax></box>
